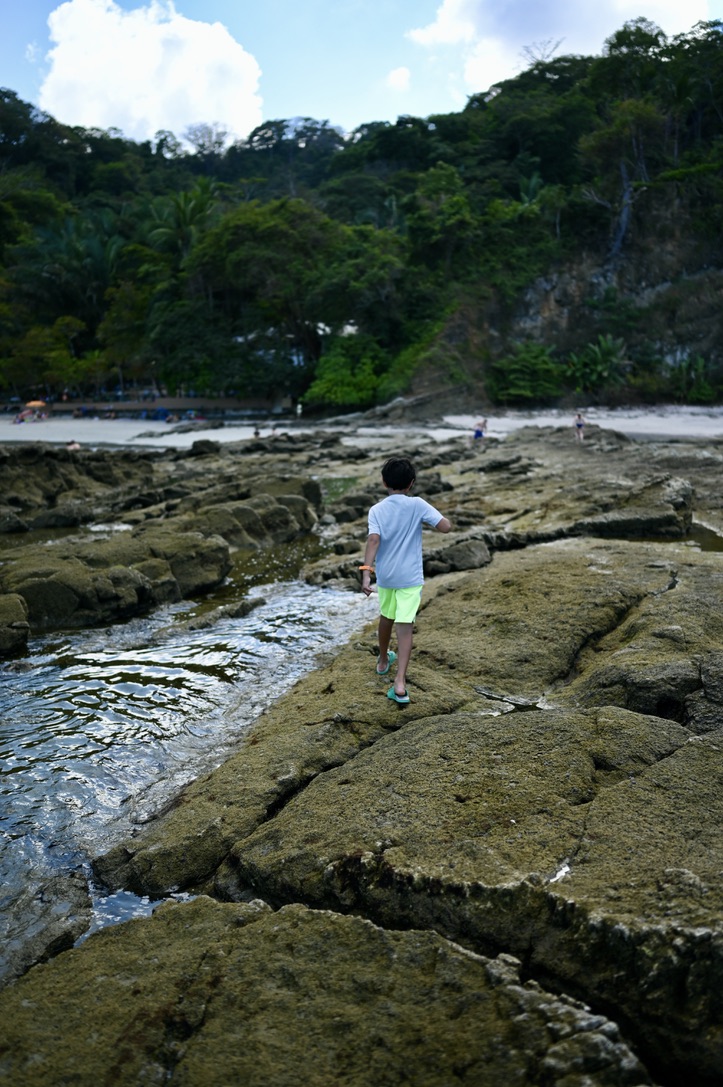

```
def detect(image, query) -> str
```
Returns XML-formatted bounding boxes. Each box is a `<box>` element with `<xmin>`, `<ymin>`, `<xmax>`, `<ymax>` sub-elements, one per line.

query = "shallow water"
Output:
<box><xmin>687</xmin><ymin>524</ymin><xmax>723</xmax><ymax>552</ymax></box>
<box><xmin>0</xmin><ymin>579</ymin><xmax>373</xmax><ymax>937</ymax></box>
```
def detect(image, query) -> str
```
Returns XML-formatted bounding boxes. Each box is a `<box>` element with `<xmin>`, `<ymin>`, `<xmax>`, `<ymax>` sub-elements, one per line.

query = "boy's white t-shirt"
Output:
<box><xmin>368</xmin><ymin>494</ymin><xmax>444</xmax><ymax>588</ymax></box>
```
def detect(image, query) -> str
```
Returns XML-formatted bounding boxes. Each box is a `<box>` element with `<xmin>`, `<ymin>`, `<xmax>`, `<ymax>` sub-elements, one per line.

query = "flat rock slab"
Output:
<box><xmin>220</xmin><ymin>707</ymin><xmax>722</xmax><ymax>1081</ymax></box>
<box><xmin>447</xmin><ymin>426</ymin><xmax>717</xmax><ymax>538</ymax></box>
<box><xmin>0</xmin><ymin>897</ymin><xmax>654</xmax><ymax>1087</ymax></box>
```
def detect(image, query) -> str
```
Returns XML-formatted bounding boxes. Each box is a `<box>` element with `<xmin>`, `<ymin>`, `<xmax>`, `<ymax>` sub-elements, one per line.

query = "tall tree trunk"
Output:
<box><xmin>610</xmin><ymin>161</ymin><xmax>633</xmax><ymax>260</ymax></box>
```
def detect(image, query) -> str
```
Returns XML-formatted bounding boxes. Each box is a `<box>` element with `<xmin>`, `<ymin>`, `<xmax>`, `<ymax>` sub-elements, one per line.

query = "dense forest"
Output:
<box><xmin>1</xmin><ymin>17</ymin><xmax>722</xmax><ymax>411</ymax></box>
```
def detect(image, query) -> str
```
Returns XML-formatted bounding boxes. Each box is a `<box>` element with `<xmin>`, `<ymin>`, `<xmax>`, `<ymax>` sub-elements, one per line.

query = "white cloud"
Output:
<box><xmin>408</xmin><ymin>0</ymin><xmax>712</xmax><ymax>97</ymax></box>
<box><xmin>386</xmin><ymin>66</ymin><xmax>411</xmax><ymax>92</ymax></box>
<box><xmin>463</xmin><ymin>37</ymin><xmax>526</xmax><ymax>94</ymax></box>
<box><xmin>38</xmin><ymin>0</ymin><xmax>262</xmax><ymax>143</ymax></box>
<box><xmin>408</xmin><ymin>0</ymin><xmax>478</xmax><ymax>46</ymax></box>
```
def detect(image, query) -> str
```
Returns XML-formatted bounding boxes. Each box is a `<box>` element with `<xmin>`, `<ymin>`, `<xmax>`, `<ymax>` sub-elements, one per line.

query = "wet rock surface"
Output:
<box><xmin>2</xmin><ymin>422</ymin><xmax>723</xmax><ymax>1085</ymax></box>
<box><xmin>0</xmin><ymin>872</ymin><xmax>92</xmax><ymax>986</ymax></box>
<box><xmin>0</xmin><ymin>440</ymin><xmax>324</xmax><ymax>648</ymax></box>
<box><xmin>0</xmin><ymin>425</ymin><xmax>715</xmax><ymax>648</ymax></box>
<box><xmin>0</xmin><ymin>592</ymin><xmax>29</xmax><ymax>654</ymax></box>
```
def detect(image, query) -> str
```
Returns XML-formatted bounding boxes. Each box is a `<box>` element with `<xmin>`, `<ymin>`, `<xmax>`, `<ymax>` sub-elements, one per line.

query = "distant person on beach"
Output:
<box><xmin>574</xmin><ymin>412</ymin><xmax>586</xmax><ymax>442</ymax></box>
<box><xmin>65</xmin><ymin>440</ymin><xmax>81</xmax><ymax>451</ymax></box>
<box><xmin>360</xmin><ymin>456</ymin><xmax>451</xmax><ymax>704</ymax></box>
<box><xmin>472</xmin><ymin>418</ymin><xmax>487</xmax><ymax>444</ymax></box>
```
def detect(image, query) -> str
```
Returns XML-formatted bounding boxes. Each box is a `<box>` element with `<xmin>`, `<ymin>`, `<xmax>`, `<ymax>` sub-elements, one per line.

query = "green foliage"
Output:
<box><xmin>580</xmin><ymin>98</ymin><xmax>666</xmax><ymax>185</ymax></box>
<box><xmin>483</xmin><ymin>83</ymin><xmax>598</xmax><ymax>186</ymax></box>
<box><xmin>667</xmin><ymin>354</ymin><xmax>716</xmax><ymax>403</ymax></box>
<box><xmin>303</xmin><ymin>335</ymin><xmax>385</xmax><ymax>408</ymax></box>
<box><xmin>97</xmin><ymin>280</ymin><xmax>154</xmax><ymax>383</ymax></box>
<box><xmin>404</xmin><ymin>163</ymin><xmax>476</xmax><ymax>273</ymax></box>
<box><xmin>586</xmin><ymin>287</ymin><xmax>643</xmax><ymax>336</ymax></box>
<box><xmin>566</xmin><ymin>335</ymin><xmax>628</xmax><ymax>393</ymax></box>
<box><xmin>0</xmin><ymin>168</ymin><xmax>65</xmax><ymax>255</ymax></box>
<box><xmin>318</xmin><ymin>173</ymin><xmax>394</xmax><ymax>227</ymax></box>
<box><xmin>0</xmin><ymin>18</ymin><xmax>722</xmax><ymax>406</ymax></box>
<box><xmin>375</xmin><ymin>342</ymin><xmax>425</xmax><ymax>402</ymax></box>
<box><xmin>374</xmin><ymin>315</ymin><xmax>455</xmax><ymax>402</ymax></box>
<box><xmin>7</xmin><ymin>315</ymin><xmax>87</xmax><ymax>393</ymax></box>
<box><xmin>148</xmin><ymin>299</ymin><xmax>235</xmax><ymax>394</ymax></box>
<box><xmin>8</xmin><ymin>210</ymin><xmax>125</xmax><ymax>333</ymax></box>
<box><xmin>189</xmin><ymin>198</ymin><xmax>354</xmax><ymax>373</ymax></box>
<box><xmin>624</xmin><ymin>342</ymin><xmax>668</xmax><ymax>400</ymax></box>
<box><xmin>488</xmin><ymin>342</ymin><xmax>565</xmax><ymax>404</ymax></box>
<box><xmin>476</xmin><ymin>198</ymin><xmax>559</xmax><ymax>301</ymax></box>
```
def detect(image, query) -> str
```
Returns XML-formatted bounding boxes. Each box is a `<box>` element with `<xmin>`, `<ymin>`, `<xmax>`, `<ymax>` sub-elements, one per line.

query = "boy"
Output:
<box><xmin>360</xmin><ymin>456</ymin><xmax>451</xmax><ymax>703</ymax></box>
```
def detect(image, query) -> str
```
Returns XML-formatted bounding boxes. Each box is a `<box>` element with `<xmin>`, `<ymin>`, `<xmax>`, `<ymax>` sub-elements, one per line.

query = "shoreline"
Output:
<box><xmin>3</xmin><ymin>403</ymin><xmax>723</xmax><ymax>450</ymax></box>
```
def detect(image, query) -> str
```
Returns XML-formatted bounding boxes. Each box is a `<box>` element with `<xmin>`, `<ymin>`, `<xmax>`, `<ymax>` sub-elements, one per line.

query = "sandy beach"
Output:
<box><xmin>2</xmin><ymin>404</ymin><xmax>723</xmax><ymax>450</ymax></box>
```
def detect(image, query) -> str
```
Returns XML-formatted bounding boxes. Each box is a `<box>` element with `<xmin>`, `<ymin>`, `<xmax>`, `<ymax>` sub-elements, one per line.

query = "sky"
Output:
<box><xmin>1</xmin><ymin>0</ymin><xmax>721</xmax><ymax>145</ymax></box>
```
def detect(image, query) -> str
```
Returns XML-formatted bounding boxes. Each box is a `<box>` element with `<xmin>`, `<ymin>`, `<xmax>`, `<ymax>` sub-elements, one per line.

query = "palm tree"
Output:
<box><xmin>146</xmin><ymin>177</ymin><xmax>220</xmax><ymax>267</ymax></box>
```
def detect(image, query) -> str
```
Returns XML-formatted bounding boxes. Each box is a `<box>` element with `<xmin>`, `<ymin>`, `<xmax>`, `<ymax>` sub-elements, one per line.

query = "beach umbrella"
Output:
<box><xmin>25</xmin><ymin>400</ymin><xmax>46</xmax><ymax>408</ymax></box>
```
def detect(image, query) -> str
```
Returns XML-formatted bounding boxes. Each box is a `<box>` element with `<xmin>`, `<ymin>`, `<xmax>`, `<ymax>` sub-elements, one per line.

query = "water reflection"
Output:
<box><xmin>0</xmin><ymin>582</ymin><xmax>372</xmax><ymax>913</ymax></box>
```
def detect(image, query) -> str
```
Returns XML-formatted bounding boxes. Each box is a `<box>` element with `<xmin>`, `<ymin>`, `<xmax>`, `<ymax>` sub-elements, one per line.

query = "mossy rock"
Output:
<box><xmin>0</xmin><ymin>899</ymin><xmax>653</xmax><ymax>1087</ymax></box>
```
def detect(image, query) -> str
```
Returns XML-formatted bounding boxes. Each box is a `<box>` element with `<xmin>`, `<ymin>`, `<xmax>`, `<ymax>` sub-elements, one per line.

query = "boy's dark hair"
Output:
<box><xmin>382</xmin><ymin>456</ymin><xmax>416</xmax><ymax>490</ymax></box>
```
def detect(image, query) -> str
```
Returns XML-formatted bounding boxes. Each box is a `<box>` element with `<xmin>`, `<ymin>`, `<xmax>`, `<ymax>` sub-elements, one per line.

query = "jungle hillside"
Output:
<box><xmin>1</xmin><ymin>17</ymin><xmax>722</xmax><ymax>412</ymax></box>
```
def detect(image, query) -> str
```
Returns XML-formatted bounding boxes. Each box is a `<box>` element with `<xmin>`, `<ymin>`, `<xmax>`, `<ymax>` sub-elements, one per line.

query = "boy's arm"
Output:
<box><xmin>422</xmin><ymin>499</ymin><xmax>451</xmax><ymax>534</ymax></box>
<box><xmin>360</xmin><ymin>533</ymin><xmax>380</xmax><ymax>596</ymax></box>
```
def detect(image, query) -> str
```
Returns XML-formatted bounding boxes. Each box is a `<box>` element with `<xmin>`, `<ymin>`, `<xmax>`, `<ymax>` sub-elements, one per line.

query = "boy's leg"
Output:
<box><xmin>377</xmin><ymin>587</ymin><xmax>420</xmax><ymax>697</ymax></box>
<box><xmin>377</xmin><ymin>614</ymin><xmax>395</xmax><ymax>671</ymax></box>
<box><xmin>393</xmin><ymin>622</ymin><xmax>413</xmax><ymax>697</ymax></box>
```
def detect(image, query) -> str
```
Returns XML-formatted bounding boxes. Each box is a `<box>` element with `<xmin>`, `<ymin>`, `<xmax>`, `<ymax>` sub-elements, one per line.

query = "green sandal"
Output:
<box><xmin>376</xmin><ymin>650</ymin><xmax>397</xmax><ymax>676</ymax></box>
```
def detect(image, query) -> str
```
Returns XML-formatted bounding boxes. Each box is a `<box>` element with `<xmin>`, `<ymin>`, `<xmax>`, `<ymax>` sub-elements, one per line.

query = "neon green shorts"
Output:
<box><xmin>377</xmin><ymin>585</ymin><xmax>423</xmax><ymax>624</ymax></box>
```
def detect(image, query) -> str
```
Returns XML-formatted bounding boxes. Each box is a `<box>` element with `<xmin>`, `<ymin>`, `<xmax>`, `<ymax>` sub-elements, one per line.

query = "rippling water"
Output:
<box><xmin>0</xmin><ymin>579</ymin><xmax>373</xmax><ymax>938</ymax></box>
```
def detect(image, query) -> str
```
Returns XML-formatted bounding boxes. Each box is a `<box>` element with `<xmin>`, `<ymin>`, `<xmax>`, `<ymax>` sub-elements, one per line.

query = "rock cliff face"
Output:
<box><xmin>510</xmin><ymin>262</ymin><xmax>723</xmax><ymax>368</ymax></box>
<box><xmin>1</xmin><ymin>423</ymin><xmax>722</xmax><ymax>1086</ymax></box>
<box><xmin>406</xmin><ymin>209</ymin><xmax>723</xmax><ymax>398</ymax></box>
<box><xmin>406</xmin><ymin>179</ymin><xmax>723</xmax><ymax>403</ymax></box>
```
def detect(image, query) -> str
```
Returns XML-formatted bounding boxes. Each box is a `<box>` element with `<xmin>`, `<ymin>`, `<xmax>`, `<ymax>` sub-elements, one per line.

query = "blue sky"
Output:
<box><xmin>2</xmin><ymin>0</ymin><xmax>721</xmax><ymax>143</ymax></box>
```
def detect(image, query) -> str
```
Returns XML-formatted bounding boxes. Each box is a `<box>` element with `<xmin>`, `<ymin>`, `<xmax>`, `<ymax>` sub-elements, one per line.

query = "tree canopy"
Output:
<box><xmin>1</xmin><ymin>19</ymin><xmax>722</xmax><ymax>409</ymax></box>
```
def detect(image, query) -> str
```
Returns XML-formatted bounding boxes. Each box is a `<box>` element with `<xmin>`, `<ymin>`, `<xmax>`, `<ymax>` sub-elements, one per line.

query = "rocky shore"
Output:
<box><xmin>1</xmin><ymin>421</ymin><xmax>722</xmax><ymax>1086</ymax></box>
